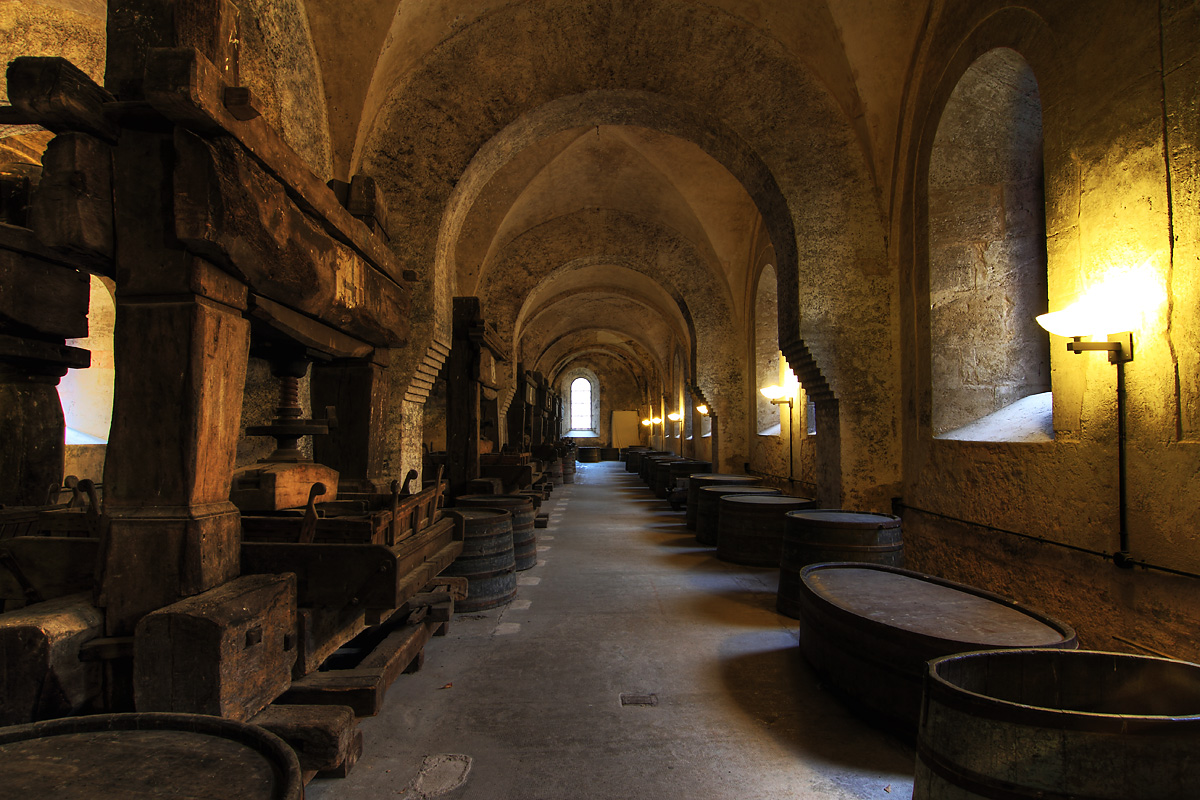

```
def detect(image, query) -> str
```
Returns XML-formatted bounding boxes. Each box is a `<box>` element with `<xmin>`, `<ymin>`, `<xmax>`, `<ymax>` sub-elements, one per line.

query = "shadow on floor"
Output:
<box><xmin>685</xmin><ymin>587</ymin><xmax>784</xmax><ymax>627</ymax></box>
<box><xmin>717</xmin><ymin>635</ymin><xmax>916</xmax><ymax>774</ymax></box>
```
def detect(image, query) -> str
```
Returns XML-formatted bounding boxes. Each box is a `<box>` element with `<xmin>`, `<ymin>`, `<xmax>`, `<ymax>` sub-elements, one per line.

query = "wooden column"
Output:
<box><xmin>311</xmin><ymin>355</ymin><xmax>391</xmax><ymax>492</ymax></box>
<box><xmin>98</xmin><ymin>128</ymin><xmax>249</xmax><ymax>635</ymax></box>
<box><xmin>445</xmin><ymin>299</ymin><xmax>482</xmax><ymax>498</ymax></box>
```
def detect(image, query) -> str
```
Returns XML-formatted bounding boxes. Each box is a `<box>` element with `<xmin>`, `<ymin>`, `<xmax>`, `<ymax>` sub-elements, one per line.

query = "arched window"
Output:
<box><xmin>754</xmin><ymin>265</ymin><xmax>782</xmax><ymax>435</ymax></box>
<box><xmin>929</xmin><ymin>48</ymin><xmax>1051</xmax><ymax>441</ymax></box>
<box><xmin>570</xmin><ymin>376</ymin><xmax>593</xmax><ymax>431</ymax></box>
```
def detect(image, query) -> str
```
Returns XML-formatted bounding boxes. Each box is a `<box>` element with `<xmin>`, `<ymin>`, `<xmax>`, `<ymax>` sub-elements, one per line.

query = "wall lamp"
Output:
<box><xmin>667</xmin><ymin>412</ymin><xmax>681</xmax><ymax>421</ymax></box>
<box><xmin>1036</xmin><ymin>306</ymin><xmax>1135</xmax><ymax>567</ymax></box>
<box><xmin>695</xmin><ymin>404</ymin><xmax>708</xmax><ymax>416</ymax></box>
<box><xmin>760</xmin><ymin>384</ymin><xmax>792</xmax><ymax>406</ymax></box>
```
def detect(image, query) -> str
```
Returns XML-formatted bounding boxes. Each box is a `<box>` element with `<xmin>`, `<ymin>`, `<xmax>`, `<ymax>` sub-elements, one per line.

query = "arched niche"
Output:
<box><xmin>928</xmin><ymin>47</ymin><xmax>1051</xmax><ymax>441</ymax></box>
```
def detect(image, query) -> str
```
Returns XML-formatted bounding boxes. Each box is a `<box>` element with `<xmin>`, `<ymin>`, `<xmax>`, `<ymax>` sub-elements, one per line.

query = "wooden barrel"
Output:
<box><xmin>577</xmin><ymin>446</ymin><xmax>601</xmax><ymax>463</ymax></box>
<box><xmin>561</xmin><ymin>457</ymin><xmax>576</xmax><ymax>484</ymax></box>
<box><xmin>0</xmin><ymin>712</ymin><xmax>303</xmax><ymax>799</ymax></box>
<box><xmin>687</xmin><ymin>474</ymin><xmax>762</xmax><ymax>531</ymax></box>
<box><xmin>650</xmin><ymin>457</ymin><xmax>688</xmax><ymax>497</ymax></box>
<box><xmin>454</xmin><ymin>494</ymin><xmax>537</xmax><ymax>570</ymax></box>
<box><xmin>695</xmin><ymin>486</ymin><xmax>781</xmax><ymax>545</ymax></box>
<box><xmin>624</xmin><ymin>447</ymin><xmax>655</xmax><ymax>473</ymax></box>
<box><xmin>669</xmin><ymin>460</ymin><xmax>711</xmax><ymax>487</ymax></box>
<box><xmin>797</xmin><ymin>563</ymin><xmax>1077</xmax><ymax>733</ymax></box>
<box><xmin>777</xmin><ymin>510</ymin><xmax>904</xmax><ymax>619</ymax></box>
<box><xmin>443</xmin><ymin>508</ymin><xmax>517</xmax><ymax>611</ymax></box>
<box><xmin>641</xmin><ymin>453</ymin><xmax>679</xmax><ymax>484</ymax></box>
<box><xmin>547</xmin><ymin>457</ymin><xmax>564</xmax><ymax>486</ymax></box>
<box><xmin>716</xmin><ymin>494</ymin><xmax>817</xmax><ymax>566</ymax></box>
<box><xmin>915</xmin><ymin>649</ymin><xmax>1200</xmax><ymax>799</ymax></box>
<box><xmin>599</xmin><ymin>447</ymin><xmax>620</xmax><ymax>461</ymax></box>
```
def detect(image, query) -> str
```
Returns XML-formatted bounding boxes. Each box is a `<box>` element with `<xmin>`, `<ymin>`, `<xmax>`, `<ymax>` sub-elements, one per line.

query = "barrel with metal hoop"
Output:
<box><xmin>454</xmin><ymin>494</ymin><xmax>537</xmax><ymax>570</ymax></box>
<box><xmin>716</xmin><ymin>494</ymin><xmax>817</xmax><ymax>566</ymax></box>
<box><xmin>914</xmin><ymin>648</ymin><xmax>1197</xmax><ymax>799</ymax></box>
<box><xmin>443</xmin><ymin>508</ymin><xmax>517</xmax><ymax>611</ymax></box>
<box><xmin>777</xmin><ymin>510</ymin><xmax>904</xmax><ymax>618</ymax></box>
<box><xmin>695</xmin><ymin>485</ymin><xmax>781</xmax><ymax>545</ymax></box>
<box><xmin>0</xmin><ymin>712</ymin><xmax>303</xmax><ymax>799</ymax></box>
<box><xmin>686</xmin><ymin>474</ymin><xmax>762</xmax><ymax>531</ymax></box>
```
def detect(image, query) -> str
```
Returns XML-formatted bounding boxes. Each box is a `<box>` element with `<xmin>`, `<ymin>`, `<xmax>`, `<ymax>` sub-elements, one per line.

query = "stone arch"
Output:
<box><xmin>357</xmin><ymin>0</ymin><xmax>893</xmax><ymax>499</ymax></box>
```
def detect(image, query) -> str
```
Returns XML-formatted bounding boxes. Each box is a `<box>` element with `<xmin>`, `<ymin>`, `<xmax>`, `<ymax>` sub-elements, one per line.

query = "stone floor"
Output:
<box><xmin>309</xmin><ymin>461</ymin><xmax>916</xmax><ymax>800</ymax></box>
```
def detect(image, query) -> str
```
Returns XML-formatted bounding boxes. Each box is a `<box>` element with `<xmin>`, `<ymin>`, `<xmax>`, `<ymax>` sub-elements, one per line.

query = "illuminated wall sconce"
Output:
<box><xmin>760</xmin><ymin>385</ymin><xmax>793</xmax><ymax>407</ymax></box>
<box><xmin>695</xmin><ymin>404</ymin><xmax>708</xmax><ymax>416</ymax></box>
<box><xmin>641</xmin><ymin>418</ymin><xmax>651</xmax><ymax>427</ymax></box>
<box><xmin>1036</xmin><ymin>306</ymin><xmax>1133</xmax><ymax>364</ymax></box>
<box><xmin>667</xmin><ymin>412</ymin><xmax>681</xmax><ymax>421</ymax></box>
<box><xmin>651</xmin><ymin>417</ymin><xmax>662</xmax><ymax>425</ymax></box>
<box><xmin>1035</xmin><ymin>304</ymin><xmax>1134</xmax><ymax>567</ymax></box>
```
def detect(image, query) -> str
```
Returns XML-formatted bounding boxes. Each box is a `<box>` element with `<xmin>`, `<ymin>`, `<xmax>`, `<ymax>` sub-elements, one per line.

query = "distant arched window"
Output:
<box><xmin>570</xmin><ymin>377</ymin><xmax>593</xmax><ymax>430</ymax></box>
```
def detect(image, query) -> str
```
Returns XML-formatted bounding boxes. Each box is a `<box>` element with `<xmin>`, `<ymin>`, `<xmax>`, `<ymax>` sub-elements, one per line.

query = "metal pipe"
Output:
<box><xmin>1116</xmin><ymin>360</ymin><xmax>1132</xmax><ymax>567</ymax></box>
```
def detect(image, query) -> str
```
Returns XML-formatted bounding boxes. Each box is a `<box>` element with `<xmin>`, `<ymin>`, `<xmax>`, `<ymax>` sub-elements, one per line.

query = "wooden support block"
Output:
<box><xmin>0</xmin><ymin>251</ymin><xmax>90</xmax><ymax>339</ymax></box>
<box><xmin>347</xmin><ymin>175</ymin><xmax>391</xmax><ymax>241</ymax></box>
<box><xmin>230</xmin><ymin>461</ymin><xmax>340</xmax><ymax>513</ymax></box>
<box><xmin>5</xmin><ymin>57</ymin><xmax>117</xmax><ymax>142</ymax></box>
<box><xmin>317</xmin><ymin>727</ymin><xmax>363</xmax><ymax>780</ymax></box>
<box><xmin>134</xmin><ymin>573</ymin><xmax>298</xmax><ymax>721</ymax></box>
<box><xmin>425</xmin><ymin>576</ymin><xmax>469</xmax><ymax>602</ymax></box>
<box><xmin>0</xmin><ymin>592</ymin><xmax>103</xmax><ymax>725</ymax></box>
<box><xmin>535</xmin><ymin>513</ymin><xmax>549</xmax><ymax>529</ymax></box>
<box><xmin>223</xmin><ymin>86</ymin><xmax>262</xmax><ymax>120</ymax></box>
<box><xmin>293</xmin><ymin>606</ymin><xmax>366</xmax><ymax>680</ymax></box>
<box><xmin>29</xmin><ymin>132</ymin><xmax>115</xmax><ymax>273</ymax></box>
<box><xmin>250</xmin><ymin>703</ymin><xmax>356</xmax><ymax>774</ymax></box>
<box><xmin>403</xmin><ymin>649</ymin><xmax>425</xmax><ymax>674</ymax></box>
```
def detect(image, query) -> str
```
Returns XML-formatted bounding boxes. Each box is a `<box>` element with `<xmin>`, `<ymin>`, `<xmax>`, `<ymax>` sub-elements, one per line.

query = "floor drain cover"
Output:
<box><xmin>620</xmin><ymin>693</ymin><xmax>658</xmax><ymax>706</ymax></box>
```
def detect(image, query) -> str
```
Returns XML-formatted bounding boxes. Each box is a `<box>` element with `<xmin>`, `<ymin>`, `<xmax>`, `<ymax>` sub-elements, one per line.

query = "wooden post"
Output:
<box><xmin>311</xmin><ymin>355</ymin><xmax>391</xmax><ymax>492</ymax></box>
<box><xmin>445</xmin><ymin>299</ymin><xmax>482</xmax><ymax>498</ymax></box>
<box><xmin>98</xmin><ymin>128</ymin><xmax>249</xmax><ymax>635</ymax></box>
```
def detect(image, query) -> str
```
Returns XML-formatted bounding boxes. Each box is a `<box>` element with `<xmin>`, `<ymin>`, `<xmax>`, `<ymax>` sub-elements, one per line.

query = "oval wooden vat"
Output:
<box><xmin>695</xmin><ymin>486</ymin><xmax>781</xmax><ymax>545</ymax></box>
<box><xmin>778</xmin><ymin>510</ymin><xmax>904</xmax><ymax>619</ymax></box>
<box><xmin>716</xmin><ymin>494</ymin><xmax>817</xmax><ymax>566</ymax></box>
<box><xmin>0</xmin><ymin>712</ymin><xmax>303</xmax><ymax>799</ymax></box>
<box><xmin>915</xmin><ymin>649</ymin><xmax>1200</xmax><ymax>799</ymax></box>
<box><xmin>686</xmin><ymin>474</ymin><xmax>761</xmax><ymax>531</ymax></box>
<box><xmin>576</xmin><ymin>447</ymin><xmax>601</xmax><ymax>463</ymax></box>
<box><xmin>444</xmin><ymin>508</ymin><xmax>517</xmax><ymax>611</ymax></box>
<box><xmin>796</xmin><ymin>563</ymin><xmax>1077</xmax><ymax>734</ymax></box>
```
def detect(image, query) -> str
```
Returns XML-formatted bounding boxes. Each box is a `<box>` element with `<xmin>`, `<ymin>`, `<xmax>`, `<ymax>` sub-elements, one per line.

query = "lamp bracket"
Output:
<box><xmin>770</xmin><ymin>398</ymin><xmax>793</xmax><ymax>407</ymax></box>
<box><xmin>1067</xmin><ymin>332</ymin><xmax>1133</xmax><ymax>364</ymax></box>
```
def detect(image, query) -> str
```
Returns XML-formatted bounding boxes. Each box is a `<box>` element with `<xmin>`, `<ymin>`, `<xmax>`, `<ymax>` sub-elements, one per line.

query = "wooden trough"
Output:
<box><xmin>796</xmin><ymin>562</ymin><xmax>1077</xmax><ymax>733</ymax></box>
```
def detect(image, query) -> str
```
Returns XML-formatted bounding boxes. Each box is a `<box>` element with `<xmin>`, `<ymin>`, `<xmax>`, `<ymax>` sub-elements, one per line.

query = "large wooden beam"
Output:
<box><xmin>172</xmin><ymin>126</ymin><xmax>409</xmax><ymax>347</ymax></box>
<box><xmin>142</xmin><ymin>47</ymin><xmax>410</xmax><ymax>288</ymax></box>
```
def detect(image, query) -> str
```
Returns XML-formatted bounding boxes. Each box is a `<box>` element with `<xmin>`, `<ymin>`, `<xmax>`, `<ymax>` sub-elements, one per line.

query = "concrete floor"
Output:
<box><xmin>309</xmin><ymin>461</ymin><xmax>916</xmax><ymax>799</ymax></box>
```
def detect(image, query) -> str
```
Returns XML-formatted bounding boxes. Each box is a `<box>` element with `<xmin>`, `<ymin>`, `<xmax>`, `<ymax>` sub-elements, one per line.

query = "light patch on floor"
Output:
<box><xmin>508</xmin><ymin>600</ymin><xmax>532</xmax><ymax>610</ymax></box>
<box><xmin>495</xmin><ymin>622</ymin><xmax>521</xmax><ymax>635</ymax></box>
<box><xmin>517</xmin><ymin>575</ymin><xmax>541</xmax><ymax>585</ymax></box>
<box><xmin>401</xmin><ymin>754</ymin><xmax>472</xmax><ymax>798</ymax></box>
<box><xmin>537</xmin><ymin>545</ymin><xmax>551</xmax><ymax>552</ymax></box>
<box><xmin>541</xmin><ymin>535</ymin><xmax>555</xmax><ymax>540</ymax></box>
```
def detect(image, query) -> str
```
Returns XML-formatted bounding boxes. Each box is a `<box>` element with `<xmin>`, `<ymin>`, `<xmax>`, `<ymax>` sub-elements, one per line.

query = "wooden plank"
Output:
<box><xmin>293</xmin><ymin>606</ymin><xmax>367</xmax><ymax>679</ymax></box>
<box><xmin>0</xmin><ymin>332</ymin><xmax>89</xmax><ymax>370</ymax></box>
<box><xmin>0</xmin><ymin>250</ymin><xmax>89</xmax><ymax>339</ymax></box>
<box><xmin>5</xmin><ymin>57</ymin><xmax>117</xmax><ymax>142</ymax></box>
<box><xmin>250</xmin><ymin>703</ymin><xmax>356</xmax><ymax>774</ymax></box>
<box><xmin>0</xmin><ymin>221</ymin><xmax>96</xmax><ymax>274</ymax></box>
<box><xmin>278</xmin><ymin>669</ymin><xmax>385</xmax><ymax>718</ymax></box>
<box><xmin>0</xmin><ymin>592</ymin><xmax>103</xmax><ymax>725</ymax></box>
<box><xmin>357</xmin><ymin>619</ymin><xmax>432</xmax><ymax>689</ymax></box>
<box><xmin>171</xmin><ymin>127</ymin><xmax>409</xmax><ymax>347</ymax></box>
<box><xmin>133</xmin><ymin>573</ymin><xmax>298</xmax><ymax>722</ymax></box>
<box><xmin>347</xmin><ymin>175</ymin><xmax>390</xmax><ymax>241</ymax></box>
<box><xmin>141</xmin><ymin>47</ymin><xmax>408</xmax><ymax>286</ymax></box>
<box><xmin>249</xmin><ymin>295</ymin><xmax>373</xmax><ymax>360</ymax></box>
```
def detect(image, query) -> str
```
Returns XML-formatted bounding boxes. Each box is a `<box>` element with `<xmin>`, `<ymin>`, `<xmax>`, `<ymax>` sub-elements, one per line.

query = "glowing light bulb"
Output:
<box><xmin>695</xmin><ymin>404</ymin><xmax>708</xmax><ymax>416</ymax></box>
